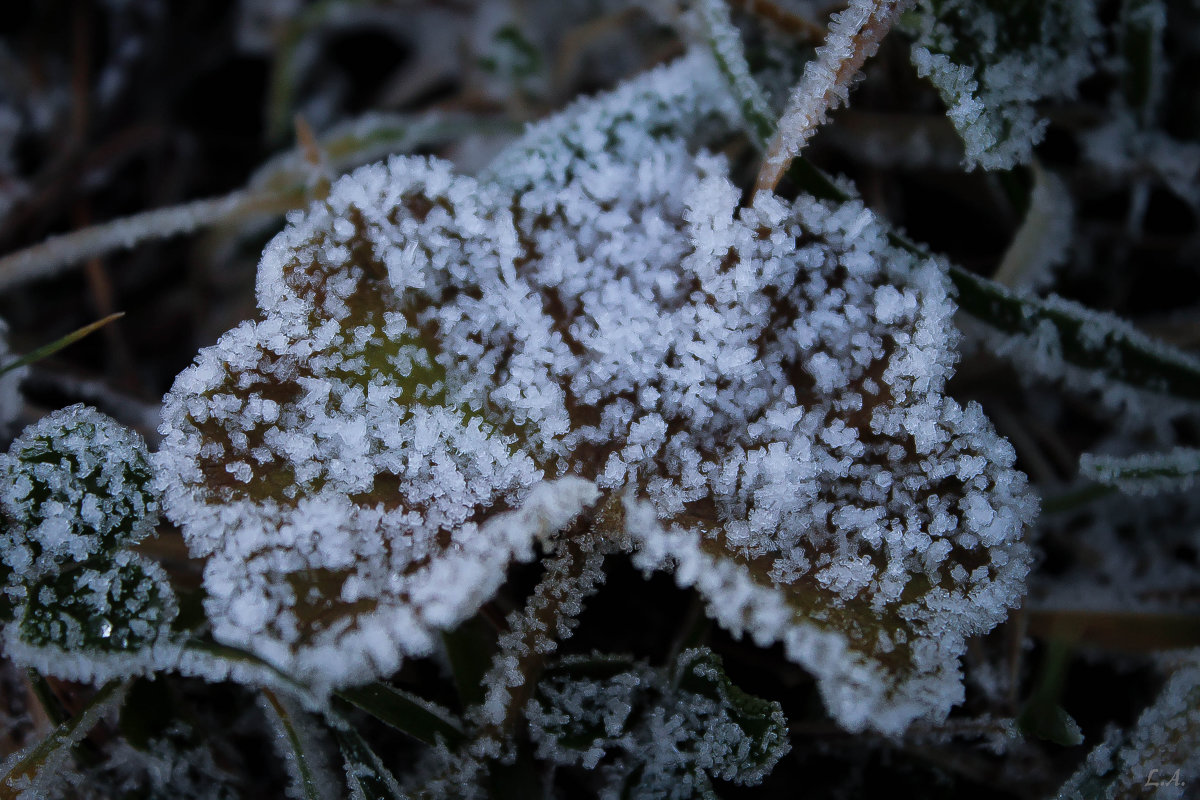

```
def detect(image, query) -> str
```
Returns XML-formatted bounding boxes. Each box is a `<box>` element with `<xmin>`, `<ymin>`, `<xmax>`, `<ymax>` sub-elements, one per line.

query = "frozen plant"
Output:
<box><xmin>0</xmin><ymin>1</ymin><xmax>1198</xmax><ymax>798</ymax></box>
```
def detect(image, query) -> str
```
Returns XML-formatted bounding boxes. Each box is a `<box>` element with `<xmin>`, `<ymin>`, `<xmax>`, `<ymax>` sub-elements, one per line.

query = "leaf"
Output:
<box><xmin>672</xmin><ymin>649</ymin><xmax>791</xmax><ymax>781</ymax></box>
<box><xmin>1018</xmin><ymin>702</ymin><xmax>1084</xmax><ymax>747</ymax></box>
<box><xmin>17</xmin><ymin>551</ymin><xmax>175</xmax><ymax>652</ymax></box>
<box><xmin>614</xmin><ymin>188</ymin><xmax>1036</xmax><ymax>735</ymax></box>
<box><xmin>5</xmin><ymin>551</ymin><xmax>179</xmax><ymax>684</ymax></box>
<box><xmin>692</xmin><ymin>17</ymin><xmax>1200</xmax><ymax>405</ymax></box>
<box><xmin>1053</xmin><ymin>656</ymin><xmax>1200</xmax><ymax>799</ymax></box>
<box><xmin>336</xmin><ymin>682</ymin><xmax>466</xmax><ymax>749</ymax></box>
<box><xmin>1079</xmin><ymin>448</ymin><xmax>1200</xmax><ymax>496</ymax></box>
<box><xmin>693</xmin><ymin>0</ymin><xmax>777</xmax><ymax>148</ymax></box>
<box><xmin>1</xmin><ymin>404</ymin><xmax>158</xmax><ymax>582</ymax></box>
<box><xmin>156</xmin><ymin>153</ymin><xmax>600</xmax><ymax>690</ymax></box>
<box><xmin>948</xmin><ymin>267</ymin><xmax>1200</xmax><ymax>402</ymax></box>
<box><xmin>261</xmin><ymin>689</ymin><xmax>329</xmax><ymax>800</ymax></box>
<box><xmin>441</xmin><ymin>615</ymin><xmax>496</xmax><ymax>710</ymax></box>
<box><xmin>330</xmin><ymin>719</ymin><xmax>409</xmax><ymax>800</ymax></box>
<box><xmin>1017</xmin><ymin>637</ymin><xmax>1084</xmax><ymax>747</ymax></box>
<box><xmin>0</xmin><ymin>678</ymin><xmax>129</xmax><ymax>800</ymax></box>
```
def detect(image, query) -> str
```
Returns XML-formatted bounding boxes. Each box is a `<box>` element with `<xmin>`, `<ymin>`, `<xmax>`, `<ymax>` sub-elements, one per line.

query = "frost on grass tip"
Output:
<box><xmin>906</xmin><ymin>0</ymin><xmax>1100</xmax><ymax>170</ymax></box>
<box><xmin>159</xmin><ymin>48</ymin><xmax>1034</xmax><ymax>731</ymax></box>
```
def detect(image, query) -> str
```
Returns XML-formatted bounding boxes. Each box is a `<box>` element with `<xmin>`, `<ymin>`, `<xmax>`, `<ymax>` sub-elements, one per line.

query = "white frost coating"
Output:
<box><xmin>601</xmin><ymin>183</ymin><xmax>1035</xmax><ymax>733</ymax></box>
<box><xmin>3</xmin><ymin>551</ymin><xmax>181</xmax><ymax>685</ymax></box>
<box><xmin>968</xmin><ymin>288</ymin><xmax>1200</xmax><ymax>424</ymax></box>
<box><xmin>1</xmin><ymin>404</ymin><xmax>158</xmax><ymax>583</ymax></box>
<box><xmin>483</xmin><ymin>49</ymin><xmax>737</xmax><ymax>195</ymax></box>
<box><xmin>759</xmin><ymin>0</ymin><xmax>912</xmax><ymax>183</ymax></box>
<box><xmin>1080</xmin><ymin>447</ymin><xmax>1200</xmax><ymax>496</ymax></box>
<box><xmin>157</xmin><ymin>154</ymin><xmax>600</xmax><ymax>691</ymax></box>
<box><xmin>158</xmin><ymin>50</ymin><xmax>1033</xmax><ymax>726</ymax></box>
<box><xmin>0</xmin><ymin>318</ymin><xmax>23</xmax><ymax>433</ymax></box>
<box><xmin>0</xmin><ymin>680</ymin><xmax>130</xmax><ymax>800</ymax></box>
<box><xmin>908</xmin><ymin>0</ymin><xmax>1100</xmax><ymax>170</ymax></box>
<box><xmin>1055</xmin><ymin>655</ymin><xmax>1200</xmax><ymax>800</ymax></box>
<box><xmin>526</xmin><ymin>649</ymin><xmax>789</xmax><ymax>797</ymax></box>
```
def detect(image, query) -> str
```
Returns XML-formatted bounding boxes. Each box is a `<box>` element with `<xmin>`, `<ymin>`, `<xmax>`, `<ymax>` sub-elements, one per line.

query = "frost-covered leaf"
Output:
<box><xmin>159</xmin><ymin>50</ymin><xmax>1033</xmax><ymax>731</ymax></box>
<box><xmin>906</xmin><ymin>0</ymin><xmax>1101</xmax><ymax>169</ymax></box>
<box><xmin>527</xmin><ymin>648</ymin><xmax>789</xmax><ymax>798</ymax></box>
<box><xmin>483</xmin><ymin>49</ymin><xmax>736</xmax><ymax>196</ymax></box>
<box><xmin>261</xmin><ymin>689</ymin><xmax>338</xmax><ymax>800</ymax></box>
<box><xmin>671</xmin><ymin>648</ymin><xmax>789</xmax><ymax>782</ymax></box>
<box><xmin>1055</xmin><ymin>655</ymin><xmax>1200</xmax><ymax>800</ymax></box>
<box><xmin>959</xmin><ymin>275</ymin><xmax>1200</xmax><ymax>404</ymax></box>
<box><xmin>616</xmin><ymin>189</ymin><xmax>1035</xmax><ymax>735</ymax></box>
<box><xmin>1</xmin><ymin>404</ymin><xmax>157</xmax><ymax>584</ymax></box>
<box><xmin>156</xmin><ymin>154</ymin><xmax>600</xmax><ymax>691</ymax></box>
<box><xmin>5</xmin><ymin>551</ymin><xmax>179</xmax><ymax>684</ymax></box>
<box><xmin>0</xmin><ymin>678</ymin><xmax>129</xmax><ymax>800</ymax></box>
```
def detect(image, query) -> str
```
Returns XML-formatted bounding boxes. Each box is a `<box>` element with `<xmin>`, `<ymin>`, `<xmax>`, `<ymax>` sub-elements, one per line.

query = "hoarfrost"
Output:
<box><xmin>526</xmin><ymin>648</ymin><xmax>789</xmax><ymax>798</ymax></box>
<box><xmin>157</xmin><ymin>155</ymin><xmax>599</xmax><ymax>692</ymax></box>
<box><xmin>158</xmin><ymin>47</ymin><xmax>1034</xmax><ymax>732</ymax></box>
<box><xmin>906</xmin><ymin>0</ymin><xmax>1101</xmax><ymax>170</ymax></box>
<box><xmin>1080</xmin><ymin>447</ymin><xmax>1200</xmax><ymax>496</ymax></box>
<box><xmin>1</xmin><ymin>404</ymin><xmax>158</xmax><ymax>583</ymax></box>
<box><xmin>1055</xmin><ymin>654</ymin><xmax>1200</xmax><ymax>800</ymax></box>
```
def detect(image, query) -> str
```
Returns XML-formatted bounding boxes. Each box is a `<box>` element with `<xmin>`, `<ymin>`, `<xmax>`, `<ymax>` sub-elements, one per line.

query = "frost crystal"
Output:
<box><xmin>1</xmin><ymin>404</ymin><xmax>158</xmax><ymax>582</ymax></box>
<box><xmin>156</xmin><ymin>155</ymin><xmax>599</xmax><ymax>691</ymax></box>
<box><xmin>907</xmin><ymin>0</ymin><xmax>1101</xmax><ymax>170</ymax></box>
<box><xmin>527</xmin><ymin>649</ymin><xmax>789</xmax><ymax>798</ymax></box>
<box><xmin>1055</xmin><ymin>655</ymin><xmax>1200</xmax><ymax>800</ymax></box>
<box><xmin>0</xmin><ymin>405</ymin><xmax>174</xmax><ymax>684</ymax></box>
<box><xmin>5</xmin><ymin>549</ymin><xmax>179</xmax><ymax>684</ymax></box>
<box><xmin>1080</xmin><ymin>447</ymin><xmax>1200</xmax><ymax>496</ymax></box>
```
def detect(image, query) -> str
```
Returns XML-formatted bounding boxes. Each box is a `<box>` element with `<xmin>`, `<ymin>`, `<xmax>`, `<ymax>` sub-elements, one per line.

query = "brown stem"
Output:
<box><xmin>755</xmin><ymin>0</ymin><xmax>913</xmax><ymax>193</ymax></box>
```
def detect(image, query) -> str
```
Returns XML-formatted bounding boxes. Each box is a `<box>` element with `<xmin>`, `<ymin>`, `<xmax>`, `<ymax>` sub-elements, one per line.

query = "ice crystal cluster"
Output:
<box><xmin>906</xmin><ymin>0</ymin><xmax>1100</xmax><ymax>169</ymax></box>
<box><xmin>527</xmin><ymin>648</ymin><xmax>789</xmax><ymax>798</ymax></box>
<box><xmin>151</xmin><ymin>49</ymin><xmax>1034</xmax><ymax>733</ymax></box>
<box><xmin>0</xmin><ymin>405</ymin><xmax>176</xmax><ymax>683</ymax></box>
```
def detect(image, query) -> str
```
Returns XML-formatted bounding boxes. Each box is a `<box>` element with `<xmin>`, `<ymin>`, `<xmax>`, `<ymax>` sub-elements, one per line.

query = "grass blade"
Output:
<box><xmin>0</xmin><ymin>312</ymin><xmax>125</xmax><ymax>377</ymax></box>
<box><xmin>336</xmin><ymin>683</ymin><xmax>465</xmax><ymax>749</ymax></box>
<box><xmin>0</xmin><ymin>679</ymin><xmax>129</xmax><ymax>799</ymax></box>
<box><xmin>330</xmin><ymin>717</ymin><xmax>408</xmax><ymax>800</ymax></box>
<box><xmin>1080</xmin><ymin>447</ymin><xmax>1200</xmax><ymax>495</ymax></box>
<box><xmin>262</xmin><ymin>689</ymin><xmax>324</xmax><ymax>800</ymax></box>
